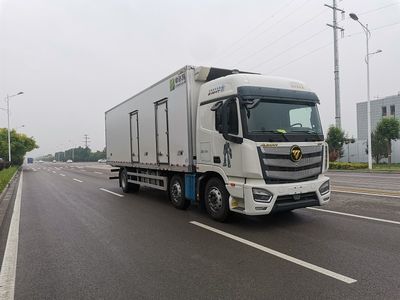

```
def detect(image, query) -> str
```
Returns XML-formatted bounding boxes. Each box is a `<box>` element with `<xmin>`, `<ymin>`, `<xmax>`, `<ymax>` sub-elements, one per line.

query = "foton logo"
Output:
<box><xmin>290</xmin><ymin>145</ymin><xmax>302</xmax><ymax>162</ymax></box>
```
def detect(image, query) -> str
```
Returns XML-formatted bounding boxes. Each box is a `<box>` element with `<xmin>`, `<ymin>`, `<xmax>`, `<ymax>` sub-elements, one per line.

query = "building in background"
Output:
<box><xmin>357</xmin><ymin>93</ymin><xmax>400</xmax><ymax>139</ymax></box>
<box><xmin>340</xmin><ymin>93</ymin><xmax>400</xmax><ymax>163</ymax></box>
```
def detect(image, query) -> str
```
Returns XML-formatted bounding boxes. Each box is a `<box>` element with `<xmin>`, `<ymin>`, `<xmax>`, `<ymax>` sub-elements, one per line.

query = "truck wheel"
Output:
<box><xmin>169</xmin><ymin>175</ymin><xmax>190</xmax><ymax>210</ymax></box>
<box><xmin>120</xmin><ymin>168</ymin><xmax>130</xmax><ymax>193</ymax></box>
<box><xmin>120</xmin><ymin>168</ymin><xmax>139</xmax><ymax>193</ymax></box>
<box><xmin>204</xmin><ymin>177</ymin><xmax>230</xmax><ymax>222</ymax></box>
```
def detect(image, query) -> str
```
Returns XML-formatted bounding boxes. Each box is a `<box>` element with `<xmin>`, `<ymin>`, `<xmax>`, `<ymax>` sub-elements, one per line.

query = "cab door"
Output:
<box><xmin>213</xmin><ymin>98</ymin><xmax>243</xmax><ymax>177</ymax></box>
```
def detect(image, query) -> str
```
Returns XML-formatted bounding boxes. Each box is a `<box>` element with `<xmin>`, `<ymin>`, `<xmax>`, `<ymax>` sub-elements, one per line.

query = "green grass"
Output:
<box><xmin>0</xmin><ymin>167</ymin><xmax>18</xmax><ymax>193</ymax></box>
<box><xmin>372</xmin><ymin>163</ymin><xmax>400</xmax><ymax>171</ymax></box>
<box><xmin>329</xmin><ymin>162</ymin><xmax>400</xmax><ymax>172</ymax></box>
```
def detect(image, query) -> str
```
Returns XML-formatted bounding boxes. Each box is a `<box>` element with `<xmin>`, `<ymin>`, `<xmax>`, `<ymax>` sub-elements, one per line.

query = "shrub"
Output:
<box><xmin>329</xmin><ymin>162</ymin><xmax>368</xmax><ymax>170</ymax></box>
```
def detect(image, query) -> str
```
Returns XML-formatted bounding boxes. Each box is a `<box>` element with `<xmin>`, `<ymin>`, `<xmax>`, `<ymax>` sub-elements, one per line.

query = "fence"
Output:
<box><xmin>339</xmin><ymin>140</ymin><xmax>400</xmax><ymax>163</ymax></box>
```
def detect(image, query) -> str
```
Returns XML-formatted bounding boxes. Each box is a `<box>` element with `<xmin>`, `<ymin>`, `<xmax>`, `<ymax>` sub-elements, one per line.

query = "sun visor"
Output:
<box><xmin>238</xmin><ymin>86</ymin><xmax>320</xmax><ymax>103</ymax></box>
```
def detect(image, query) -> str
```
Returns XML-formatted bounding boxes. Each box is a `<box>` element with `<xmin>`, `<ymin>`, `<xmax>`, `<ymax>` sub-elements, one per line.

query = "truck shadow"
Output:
<box><xmin>227</xmin><ymin>211</ymin><xmax>312</xmax><ymax>230</ymax></box>
<box><xmin>128</xmin><ymin>187</ymin><xmax>315</xmax><ymax>230</ymax></box>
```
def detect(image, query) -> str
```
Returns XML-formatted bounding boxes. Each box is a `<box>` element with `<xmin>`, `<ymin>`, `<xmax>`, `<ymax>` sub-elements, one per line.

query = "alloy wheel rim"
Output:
<box><xmin>171</xmin><ymin>181</ymin><xmax>182</xmax><ymax>203</ymax></box>
<box><xmin>208</xmin><ymin>187</ymin><xmax>222</xmax><ymax>213</ymax></box>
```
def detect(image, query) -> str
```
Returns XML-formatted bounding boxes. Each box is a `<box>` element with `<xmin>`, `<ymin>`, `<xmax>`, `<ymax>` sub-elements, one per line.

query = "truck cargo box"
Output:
<box><xmin>105</xmin><ymin>66</ymin><xmax>202</xmax><ymax>172</ymax></box>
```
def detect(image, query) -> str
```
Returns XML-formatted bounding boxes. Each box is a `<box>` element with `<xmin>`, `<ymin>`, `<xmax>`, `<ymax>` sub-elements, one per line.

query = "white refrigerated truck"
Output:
<box><xmin>105</xmin><ymin>66</ymin><xmax>330</xmax><ymax>221</ymax></box>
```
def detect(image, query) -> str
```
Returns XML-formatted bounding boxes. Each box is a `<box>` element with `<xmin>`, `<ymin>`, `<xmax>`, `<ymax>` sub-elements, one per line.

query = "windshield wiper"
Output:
<box><xmin>290</xmin><ymin>129</ymin><xmax>322</xmax><ymax>140</ymax></box>
<box><xmin>250</xmin><ymin>129</ymin><xmax>289</xmax><ymax>141</ymax></box>
<box><xmin>290</xmin><ymin>129</ymin><xmax>320</xmax><ymax>134</ymax></box>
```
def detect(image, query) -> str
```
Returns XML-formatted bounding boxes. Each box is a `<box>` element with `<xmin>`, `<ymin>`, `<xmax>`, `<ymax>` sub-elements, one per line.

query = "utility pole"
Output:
<box><xmin>83</xmin><ymin>134</ymin><xmax>90</xmax><ymax>148</ymax></box>
<box><xmin>325</xmin><ymin>0</ymin><xmax>345</xmax><ymax>129</ymax></box>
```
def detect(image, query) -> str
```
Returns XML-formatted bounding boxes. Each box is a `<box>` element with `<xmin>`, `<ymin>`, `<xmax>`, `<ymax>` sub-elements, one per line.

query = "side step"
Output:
<box><xmin>127</xmin><ymin>171</ymin><xmax>168</xmax><ymax>191</ymax></box>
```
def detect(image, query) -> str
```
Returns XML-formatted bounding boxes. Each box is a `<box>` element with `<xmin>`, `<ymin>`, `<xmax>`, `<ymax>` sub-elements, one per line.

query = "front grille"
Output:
<box><xmin>276</xmin><ymin>192</ymin><xmax>317</xmax><ymax>204</ymax></box>
<box><xmin>272</xmin><ymin>192</ymin><xmax>319</xmax><ymax>212</ymax></box>
<box><xmin>258</xmin><ymin>145</ymin><xmax>323</xmax><ymax>184</ymax></box>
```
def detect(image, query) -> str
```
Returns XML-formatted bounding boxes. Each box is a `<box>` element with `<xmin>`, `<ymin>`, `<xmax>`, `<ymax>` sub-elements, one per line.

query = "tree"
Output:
<box><xmin>0</xmin><ymin>128</ymin><xmax>39</xmax><ymax>165</ymax></box>
<box><xmin>370</xmin><ymin>131</ymin><xmax>387</xmax><ymax>164</ymax></box>
<box><xmin>375</xmin><ymin>118</ymin><xmax>400</xmax><ymax>164</ymax></box>
<box><xmin>325</xmin><ymin>126</ymin><xmax>345</xmax><ymax>162</ymax></box>
<box><xmin>38</xmin><ymin>154</ymin><xmax>55</xmax><ymax>162</ymax></box>
<box><xmin>54</xmin><ymin>147</ymin><xmax>105</xmax><ymax>162</ymax></box>
<box><xmin>89</xmin><ymin>148</ymin><xmax>106</xmax><ymax>161</ymax></box>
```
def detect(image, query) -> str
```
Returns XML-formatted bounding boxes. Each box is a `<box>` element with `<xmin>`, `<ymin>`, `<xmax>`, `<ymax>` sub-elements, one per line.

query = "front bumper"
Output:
<box><xmin>227</xmin><ymin>175</ymin><xmax>330</xmax><ymax>216</ymax></box>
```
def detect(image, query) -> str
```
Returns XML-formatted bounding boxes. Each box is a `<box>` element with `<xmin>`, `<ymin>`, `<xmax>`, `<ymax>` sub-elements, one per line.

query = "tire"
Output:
<box><xmin>169</xmin><ymin>175</ymin><xmax>190</xmax><ymax>210</ymax></box>
<box><xmin>204</xmin><ymin>177</ymin><xmax>230</xmax><ymax>222</ymax></box>
<box><xmin>120</xmin><ymin>168</ymin><xmax>140</xmax><ymax>193</ymax></box>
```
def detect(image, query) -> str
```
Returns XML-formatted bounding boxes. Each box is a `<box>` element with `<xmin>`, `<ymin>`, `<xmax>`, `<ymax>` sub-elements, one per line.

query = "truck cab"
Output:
<box><xmin>196</xmin><ymin>73</ymin><xmax>330</xmax><ymax>219</ymax></box>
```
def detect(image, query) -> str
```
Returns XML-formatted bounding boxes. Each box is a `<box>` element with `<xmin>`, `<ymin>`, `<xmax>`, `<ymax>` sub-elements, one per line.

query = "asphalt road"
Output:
<box><xmin>4</xmin><ymin>163</ymin><xmax>400</xmax><ymax>299</ymax></box>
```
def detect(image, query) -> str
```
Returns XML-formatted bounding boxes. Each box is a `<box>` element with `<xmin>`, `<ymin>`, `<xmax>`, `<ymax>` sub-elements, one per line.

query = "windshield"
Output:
<box><xmin>243</xmin><ymin>99</ymin><xmax>323</xmax><ymax>142</ymax></box>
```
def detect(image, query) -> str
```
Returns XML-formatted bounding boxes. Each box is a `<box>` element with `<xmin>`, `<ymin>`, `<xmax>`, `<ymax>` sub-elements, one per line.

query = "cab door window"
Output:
<box><xmin>227</xmin><ymin>100</ymin><xmax>238</xmax><ymax>135</ymax></box>
<box><xmin>215</xmin><ymin>99</ymin><xmax>238</xmax><ymax>135</ymax></box>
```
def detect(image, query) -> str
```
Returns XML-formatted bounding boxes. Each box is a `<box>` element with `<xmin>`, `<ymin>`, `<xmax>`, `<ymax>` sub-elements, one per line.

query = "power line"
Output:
<box><xmin>359</xmin><ymin>2</ymin><xmax>400</xmax><ymax>16</ymax></box>
<box><xmin>215</xmin><ymin>0</ymin><xmax>312</xmax><ymax>64</ymax></box>
<box><xmin>337</xmin><ymin>2</ymin><xmax>400</xmax><ymax>25</ymax></box>
<box><xmin>345</xmin><ymin>21</ymin><xmax>400</xmax><ymax>38</ymax></box>
<box><xmin>211</xmin><ymin>0</ymin><xmax>297</xmax><ymax>63</ymax></box>
<box><xmin>267</xmin><ymin>41</ymin><xmax>333</xmax><ymax>74</ymax></box>
<box><xmin>264</xmin><ymin>20</ymin><xmax>399</xmax><ymax>74</ymax></box>
<box><xmin>234</xmin><ymin>8</ymin><xmax>327</xmax><ymax>66</ymax></box>
<box><xmin>231</xmin><ymin>2</ymin><xmax>397</xmax><ymax>74</ymax></box>
<box><xmin>250</xmin><ymin>27</ymin><xmax>329</xmax><ymax>69</ymax></box>
<box><xmin>372</xmin><ymin>21</ymin><xmax>400</xmax><ymax>31</ymax></box>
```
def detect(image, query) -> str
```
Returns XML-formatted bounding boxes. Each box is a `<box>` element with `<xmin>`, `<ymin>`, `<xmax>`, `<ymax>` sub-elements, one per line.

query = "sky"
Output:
<box><xmin>0</xmin><ymin>0</ymin><xmax>399</xmax><ymax>157</ymax></box>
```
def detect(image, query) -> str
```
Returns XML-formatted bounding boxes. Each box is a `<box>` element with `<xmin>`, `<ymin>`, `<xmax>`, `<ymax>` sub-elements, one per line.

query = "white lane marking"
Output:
<box><xmin>73</xmin><ymin>178</ymin><xmax>83</xmax><ymax>183</ymax></box>
<box><xmin>99</xmin><ymin>188</ymin><xmax>124</xmax><ymax>197</ymax></box>
<box><xmin>307</xmin><ymin>207</ymin><xmax>400</xmax><ymax>225</ymax></box>
<box><xmin>32</xmin><ymin>168</ymin><xmax>37</xmax><ymax>171</ymax></box>
<box><xmin>332</xmin><ymin>189</ymin><xmax>400</xmax><ymax>199</ymax></box>
<box><xmin>190</xmin><ymin>221</ymin><xmax>357</xmax><ymax>284</ymax></box>
<box><xmin>77</xmin><ymin>166</ymin><xmax>83</xmax><ymax>169</ymax></box>
<box><xmin>59</xmin><ymin>174</ymin><xmax>66</xmax><ymax>177</ymax></box>
<box><xmin>52</xmin><ymin>171</ymin><xmax>56</xmax><ymax>174</ymax></box>
<box><xmin>94</xmin><ymin>171</ymin><xmax>103</xmax><ymax>175</ymax></box>
<box><xmin>0</xmin><ymin>172</ymin><xmax>23</xmax><ymax>298</ymax></box>
<box><xmin>328</xmin><ymin>173</ymin><xmax>400</xmax><ymax>180</ymax></box>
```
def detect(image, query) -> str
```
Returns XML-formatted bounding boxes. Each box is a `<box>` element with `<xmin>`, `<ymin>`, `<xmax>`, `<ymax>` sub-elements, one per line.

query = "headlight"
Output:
<box><xmin>319</xmin><ymin>180</ymin><xmax>330</xmax><ymax>195</ymax></box>
<box><xmin>252</xmin><ymin>188</ymin><xmax>273</xmax><ymax>203</ymax></box>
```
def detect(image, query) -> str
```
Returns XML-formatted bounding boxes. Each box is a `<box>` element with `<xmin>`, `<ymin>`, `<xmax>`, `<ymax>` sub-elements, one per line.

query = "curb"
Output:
<box><xmin>0</xmin><ymin>168</ymin><xmax>20</xmax><ymax>201</ymax></box>
<box><xmin>328</xmin><ymin>169</ymin><xmax>400</xmax><ymax>174</ymax></box>
<box><xmin>0</xmin><ymin>168</ymin><xmax>21</xmax><ymax>268</ymax></box>
<box><xmin>0</xmin><ymin>168</ymin><xmax>21</xmax><ymax>222</ymax></box>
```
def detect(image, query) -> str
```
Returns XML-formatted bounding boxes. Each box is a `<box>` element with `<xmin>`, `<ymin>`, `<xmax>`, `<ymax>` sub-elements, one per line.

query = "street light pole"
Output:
<box><xmin>6</xmin><ymin>95</ymin><xmax>10</xmax><ymax>163</ymax></box>
<box><xmin>364</xmin><ymin>24</ymin><xmax>373</xmax><ymax>170</ymax></box>
<box><xmin>5</xmin><ymin>92</ymin><xmax>24</xmax><ymax>164</ymax></box>
<box><xmin>349</xmin><ymin>13</ymin><xmax>382</xmax><ymax>170</ymax></box>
